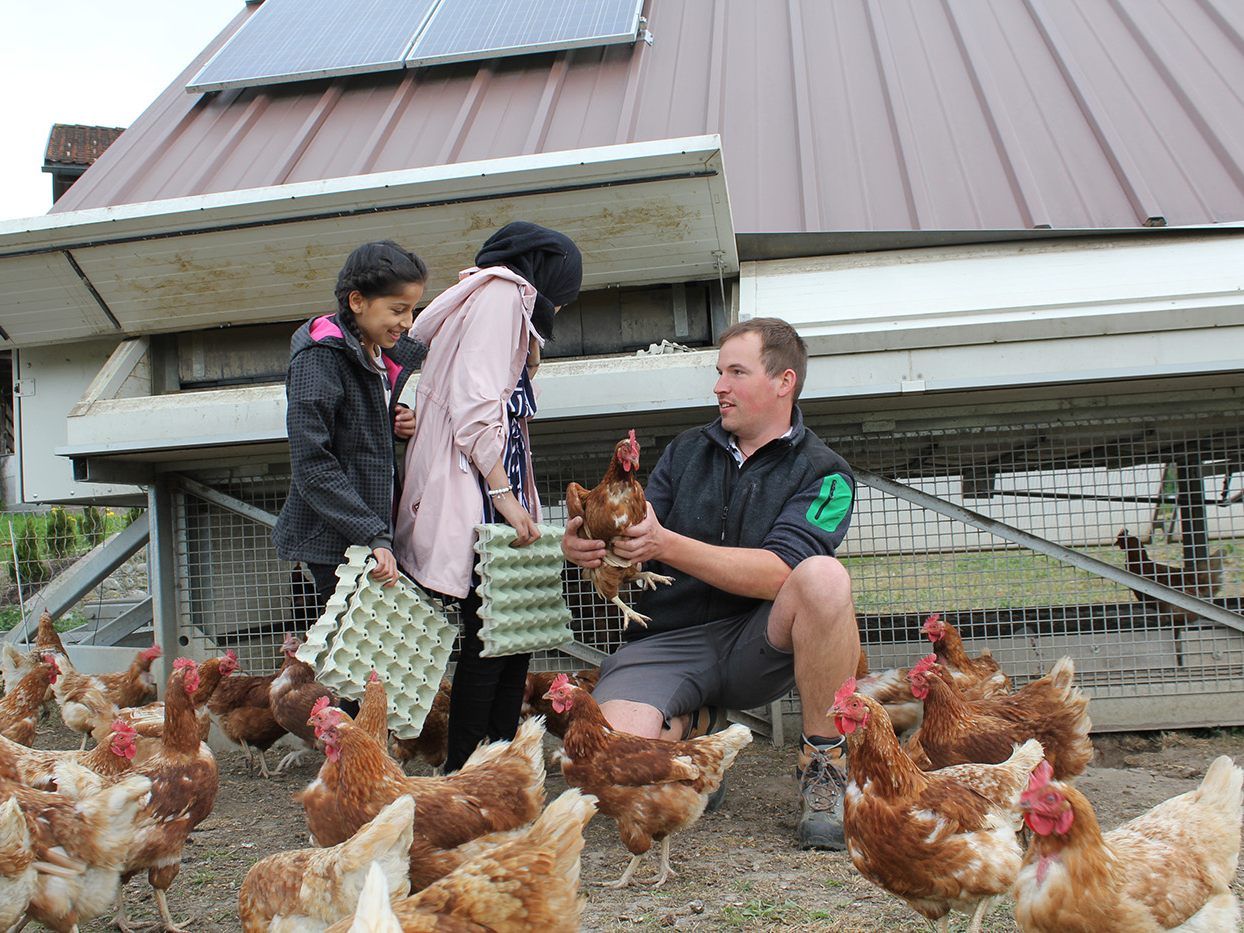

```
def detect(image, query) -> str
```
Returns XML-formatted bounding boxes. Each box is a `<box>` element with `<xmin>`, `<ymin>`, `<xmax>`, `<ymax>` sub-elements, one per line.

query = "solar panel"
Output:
<box><xmin>407</xmin><ymin>0</ymin><xmax>645</xmax><ymax>67</ymax></box>
<box><xmin>187</xmin><ymin>0</ymin><xmax>439</xmax><ymax>92</ymax></box>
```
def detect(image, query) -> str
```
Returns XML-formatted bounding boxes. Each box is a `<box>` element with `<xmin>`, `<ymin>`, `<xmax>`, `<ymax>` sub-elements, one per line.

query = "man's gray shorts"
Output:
<box><xmin>592</xmin><ymin>602</ymin><xmax>795</xmax><ymax>723</ymax></box>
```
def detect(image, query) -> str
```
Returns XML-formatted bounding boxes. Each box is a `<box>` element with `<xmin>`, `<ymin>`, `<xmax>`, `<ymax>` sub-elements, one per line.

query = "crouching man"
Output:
<box><xmin>562</xmin><ymin>317</ymin><xmax>861</xmax><ymax>849</ymax></box>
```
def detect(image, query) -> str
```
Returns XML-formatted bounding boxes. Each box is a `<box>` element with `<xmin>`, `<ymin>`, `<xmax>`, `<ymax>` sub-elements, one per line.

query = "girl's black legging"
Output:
<box><xmin>443</xmin><ymin>584</ymin><xmax>531</xmax><ymax>773</ymax></box>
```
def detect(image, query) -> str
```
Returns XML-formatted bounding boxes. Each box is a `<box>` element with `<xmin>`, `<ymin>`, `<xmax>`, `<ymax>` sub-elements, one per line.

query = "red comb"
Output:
<box><xmin>311</xmin><ymin>695</ymin><xmax>331</xmax><ymax>716</ymax></box>
<box><xmin>173</xmin><ymin>657</ymin><xmax>196</xmax><ymax>672</ymax></box>
<box><xmin>226</xmin><ymin>649</ymin><xmax>238</xmax><ymax>660</ymax></box>
<box><xmin>140</xmin><ymin>645</ymin><xmax>162</xmax><ymax>660</ymax></box>
<box><xmin>368</xmin><ymin>670</ymin><xmax>379</xmax><ymax>683</ymax></box>
<box><xmin>551</xmin><ymin>672</ymin><xmax>570</xmax><ymax>689</ymax></box>
<box><xmin>832</xmin><ymin>677</ymin><xmax>857</xmax><ymax>707</ymax></box>
<box><xmin>912</xmin><ymin>653</ymin><xmax>938</xmax><ymax>675</ymax></box>
<box><xmin>1027</xmin><ymin>759</ymin><xmax>1054</xmax><ymax>791</ymax></box>
<box><xmin>112</xmin><ymin>718</ymin><xmax>136</xmax><ymax>736</ymax></box>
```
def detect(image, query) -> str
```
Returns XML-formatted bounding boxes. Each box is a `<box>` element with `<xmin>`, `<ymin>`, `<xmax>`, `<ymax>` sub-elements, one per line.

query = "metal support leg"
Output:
<box><xmin>149</xmin><ymin>478</ymin><xmax>181</xmax><ymax>687</ymax></box>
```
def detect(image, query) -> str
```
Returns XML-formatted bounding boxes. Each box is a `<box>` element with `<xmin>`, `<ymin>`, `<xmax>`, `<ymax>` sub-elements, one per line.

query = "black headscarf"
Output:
<box><xmin>474</xmin><ymin>221</ymin><xmax>583</xmax><ymax>340</ymax></box>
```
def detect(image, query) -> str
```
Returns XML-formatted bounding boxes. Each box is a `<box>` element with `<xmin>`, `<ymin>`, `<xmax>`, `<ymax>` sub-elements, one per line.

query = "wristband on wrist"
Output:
<box><xmin>486</xmin><ymin>484</ymin><xmax>512</xmax><ymax>499</ymax></box>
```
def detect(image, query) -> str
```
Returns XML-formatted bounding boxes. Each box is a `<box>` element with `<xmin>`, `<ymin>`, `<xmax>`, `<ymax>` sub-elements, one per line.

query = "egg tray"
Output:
<box><xmin>295</xmin><ymin>546</ymin><xmax>455</xmax><ymax>740</ymax></box>
<box><xmin>473</xmin><ymin>523</ymin><xmax>574</xmax><ymax>658</ymax></box>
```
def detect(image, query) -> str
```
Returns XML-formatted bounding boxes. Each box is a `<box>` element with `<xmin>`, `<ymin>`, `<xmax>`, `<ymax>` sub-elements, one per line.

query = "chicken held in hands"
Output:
<box><xmin>906</xmin><ymin>654</ymin><xmax>1092</xmax><ymax>779</ymax></box>
<box><xmin>0</xmin><ymin>654</ymin><xmax>59</xmax><ymax>746</ymax></box>
<box><xmin>543</xmin><ymin>672</ymin><xmax>752</xmax><ymax>888</ymax></box>
<box><xmin>565</xmin><ymin>430</ymin><xmax>673</xmax><ymax>630</ymax></box>
<box><xmin>1014</xmin><ymin>756</ymin><xmax>1242</xmax><ymax>932</ymax></box>
<box><xmin>831</xmin><ymin>678</ymin><xmax>1045</xmax><ymax>933</ymax></box>
<box><xmin>238</xmin><ymin>794</ymin><xmax>415</xmax><ymax>932</ymax></box>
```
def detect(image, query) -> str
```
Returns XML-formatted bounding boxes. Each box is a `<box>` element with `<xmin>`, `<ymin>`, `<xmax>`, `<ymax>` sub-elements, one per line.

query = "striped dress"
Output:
<box><xmin>478</xmin><ymin>368</ymin><xmax>536</xmax><ymax>521</ymax></box>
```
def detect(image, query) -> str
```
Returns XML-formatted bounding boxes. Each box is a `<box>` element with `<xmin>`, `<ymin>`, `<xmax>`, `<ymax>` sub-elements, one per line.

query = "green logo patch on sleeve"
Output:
<box><xmin>806</xmin><ymin>473</ymin><xmax>853</xmax><ymax>533</ymax></box>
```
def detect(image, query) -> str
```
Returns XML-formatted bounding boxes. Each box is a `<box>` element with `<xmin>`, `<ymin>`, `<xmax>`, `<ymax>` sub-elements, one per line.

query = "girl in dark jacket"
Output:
<box><xmin>273</xmin><ymin>241</ymin><xmax>428</xmax><ymax>611</ymax></box>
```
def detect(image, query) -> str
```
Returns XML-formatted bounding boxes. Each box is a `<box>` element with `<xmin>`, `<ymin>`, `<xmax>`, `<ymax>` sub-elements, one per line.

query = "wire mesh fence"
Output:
<box><xmin>0</xmin><ymin>505</ymin><xmax>149</xmax><ymax>641</ymax></box>
<box><xmin>170</xmin><ymin>405</ymin><xmax>1244</xmax><ymax>732</ymax></box>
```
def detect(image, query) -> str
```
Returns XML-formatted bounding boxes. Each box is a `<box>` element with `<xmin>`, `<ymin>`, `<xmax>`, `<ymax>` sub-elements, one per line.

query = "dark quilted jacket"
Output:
<box><xmin>273</xmin><ymin>313</ymin><xmax>426</xmax><ymax>566</ymax></box>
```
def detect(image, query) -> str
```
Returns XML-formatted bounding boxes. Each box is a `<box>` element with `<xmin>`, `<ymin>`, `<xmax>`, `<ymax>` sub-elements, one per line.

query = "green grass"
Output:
<box><xmin>0</xmin><ymin>608</ymin><xmax>87</xmax><ymax>634</ymax></box>
<box><xmin>840</xmin><ymin>538</ymin><xmax>1242</xmax><ymax>614</ymax></box>
<box><xmin>720</xmin><ymin>898</ymin><xmax>834</xmax><ymax>926</ymax></box>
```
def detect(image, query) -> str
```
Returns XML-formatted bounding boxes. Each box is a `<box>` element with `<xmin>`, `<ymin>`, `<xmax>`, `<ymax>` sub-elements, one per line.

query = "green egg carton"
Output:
<box><xmin>295</xmin><ymin>545</ymin><xmax>456</xmax><ymax>739</ymax></box>
<box><xmin>473</xmin><ymin>523</ymin><xmax>574</xmax><ymax>658</ymax></box>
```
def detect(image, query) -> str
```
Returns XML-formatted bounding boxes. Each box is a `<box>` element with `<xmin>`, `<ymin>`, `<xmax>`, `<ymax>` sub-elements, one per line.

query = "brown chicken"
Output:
<box><xmin>99</xmin><ymin>644</ymin><xmax>163</xmax><ymax>710</ymax></box>
<box><xmin>50</xmin><ymin>655</ymin><xmax>121</xmax><ymax>748</ymax></box>
<box><xmin>922</xmin><ymin>613</ymin><xmax>1011</xmax><ymax>697</ymax></box>
<box><xmin>0</xmin><ymin>654</ymin><xmax>59</xmax><ymax>746</ymax></box>
<box><xmin>543</xmin><ymin>672</ymin><xmax>752</xmax><ymax>887</ymax></box>
<box><xmin>1</xmin><ymin>643</ymin><xmax>37</xmax><ymax>696</ymax></box>
<box><xmin>1115</xmin><ymin>529</ymin><xmax>1227</xmax><ymax>623</ymax></box>
<box><xmin>522</xmin><ymin>668</ymin><xmax>600</xmax><ymax>740</ymax></box>
<box><xmin>0</xmin><ymin>796</ymin><xmax>36</xmax><ymax>930</ymax></box>
<box><xmin>1014</xmin><ymin>756</ymin><xmax>1242</xmax><ymax>931</ymax></box>
<box><xmin>328</xmin><ymin>788</ymin><xmax>599</xmax><ymax>933</ymax></box>
<box><xmin>831</xmin><ymin>679</ymin><xmax>1044</xmax><ymax>932</ymax></box>
<box><xmin>299</xmin><ymin>701</ymin><xmax>546</xmax><ymax>889</ymax></box>
<box><xmin>118</xmin><ymin>656</ymin><xmax>221</xmax><ymax>933</ymax></box>
<box><xmin>565</xmin><ymin>430</ymin><xmax>674</xmax><ymax>629</ymax></box>
<box><xmin>207</xmin><ymin>643</ymin><xmax>292</xmax><ymax>777</ymax></box>
<box><xmin>906</xmin><ymin>654</ymin><xmax>1093</xmax><ymax>779</ymax></box>
<box><xmin>97</xmin><ymin>652</ymin><xmax>239</xmax><ymax>751</ymax></box>
<box><xmin>34</xmin><ymin>610</ymin><xmax>70</xmax><ymax>658</ymax></box>
<box><xmin>238</xmin><ymin>794</ymin><xmax>415</xmax><ymax>932</ymax></box>
<box><xmin>391</xmin><ymin>678</ymin><xmax>451</xmax><ymax>772</ymax></box>
<box><xmin>853</xmin><ymin>648</ymin><xmax>922</xmax><ymax>734</ymax></box>
<box><xmin>270</xmin><ymin>634</ymin><xmax>336</xmax><ymax>771</ymax></box>
<box><xmin>0</xmin><ymin>766</ymin><xmax>153</xmax><ymax>933</ymax></box>
<box><xmin>1</xmin><ymin>718</ymin><xmax>136</xmax><ymax>794</ymax></box>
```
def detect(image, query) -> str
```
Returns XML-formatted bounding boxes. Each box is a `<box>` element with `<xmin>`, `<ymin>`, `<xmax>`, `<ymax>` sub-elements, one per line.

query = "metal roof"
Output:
<box><xmin>49</xmin><ymin>0</ymin><xmax>1244</xmax><ymax>232</ymax></box>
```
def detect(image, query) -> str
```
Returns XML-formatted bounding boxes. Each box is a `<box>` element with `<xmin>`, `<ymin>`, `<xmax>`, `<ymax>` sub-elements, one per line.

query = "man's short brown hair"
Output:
<box><xmin>718</xmin><ymin>317</ymin><xmax>808</xmax><ymax>402</ymax></box>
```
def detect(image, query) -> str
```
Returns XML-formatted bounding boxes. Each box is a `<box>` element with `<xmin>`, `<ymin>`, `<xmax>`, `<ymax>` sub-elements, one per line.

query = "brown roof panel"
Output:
<box><xmin>50</xmin><ymin>0</ymin><xmax>1244</xmax><ymax>232</ymax></box>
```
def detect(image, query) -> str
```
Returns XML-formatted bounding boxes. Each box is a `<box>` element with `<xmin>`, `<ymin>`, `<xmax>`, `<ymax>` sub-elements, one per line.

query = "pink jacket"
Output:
<box><xmin>394</xmin><ymin>266</ymin><xmax>542</xmax><ymax>598</ymax></box>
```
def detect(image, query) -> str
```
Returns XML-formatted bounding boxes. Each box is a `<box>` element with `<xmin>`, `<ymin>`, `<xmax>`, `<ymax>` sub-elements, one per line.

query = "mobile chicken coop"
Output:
<box><xmin>2</xmin><ymin>0</ymin><xmax>1243</xmax><ymax>739</ymax></box>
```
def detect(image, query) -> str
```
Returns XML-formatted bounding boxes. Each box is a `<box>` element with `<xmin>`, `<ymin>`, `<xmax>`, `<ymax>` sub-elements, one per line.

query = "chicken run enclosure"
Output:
<box><xmin>157</xmin><ymin>385</ymin><xmax>1244</xmax><ymax>740</ymax></box>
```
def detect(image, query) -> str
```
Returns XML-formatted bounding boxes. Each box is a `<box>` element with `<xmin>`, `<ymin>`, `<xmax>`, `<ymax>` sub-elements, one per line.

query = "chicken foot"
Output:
<box><xmin>600</xmin><ymin>852</ymin><xmax>648</xmax><ymax>888</ymax></box>
<box><xmin>633</xmin><ymin>571</ymin><xmax>674</xmax><ymax>591</ymax></box>
<box><xmin>601</xmin><ymin>838</ymin><xmax>678</xmax><ymax>888</ymax></box>
<box><xmin>966</xmin><ymin>896</ymin><xmax>996</xmax><ymax>933</ymax></box>
<box><xmin>609</xmin><ymin>597</ymin><xmax>653</xmax><ymax>629</ymax></box>
<box><xmin>151</xmin><ymin>888</ymin><xmax>192</xmax><ymax>933</ymax></box>
<box><xmin>274</xmin><ymin>746</ymin><xmax>313</xmax><ymax>773</ymax></box>
<box><xmin>641</xmin><ymin>837</ymin><xmax>678</xmax><ymax>888</ymax></box>
<box><xmin>252</xmin><ymin>748</ymin><xmax>273</xmax><ymax>779</ymax></box>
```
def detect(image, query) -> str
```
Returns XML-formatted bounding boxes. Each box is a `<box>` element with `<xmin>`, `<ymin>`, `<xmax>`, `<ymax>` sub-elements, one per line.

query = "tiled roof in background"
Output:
<box><xmin>43</xmin><ymin>124</ymin><xmax>126</xmax><ymax>167</ymax></box>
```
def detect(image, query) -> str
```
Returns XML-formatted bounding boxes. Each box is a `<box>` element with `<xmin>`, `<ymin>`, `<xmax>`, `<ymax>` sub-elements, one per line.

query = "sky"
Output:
<box><xmin>1</xmin><ymin>0</ymin><xmax>242</xmax><ymax>222</ymax></box>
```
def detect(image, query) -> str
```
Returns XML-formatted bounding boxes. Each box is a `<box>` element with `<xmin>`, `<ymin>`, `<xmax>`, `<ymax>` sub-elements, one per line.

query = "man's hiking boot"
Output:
<box><xmin>796</xmin><ymin>739</ymin><xmax>847</xmax><ymax>850</ymax></box>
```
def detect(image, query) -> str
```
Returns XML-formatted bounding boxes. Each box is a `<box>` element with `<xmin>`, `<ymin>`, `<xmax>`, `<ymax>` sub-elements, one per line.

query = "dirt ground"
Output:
<box><xmin>22</xmin><ymin>717</ymin><xmax>1239</xmax><ymax>932</ymax></box>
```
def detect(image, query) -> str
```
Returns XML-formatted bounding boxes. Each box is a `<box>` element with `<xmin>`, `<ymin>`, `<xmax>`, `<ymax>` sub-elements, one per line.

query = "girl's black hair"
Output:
<box><xmin>334</xmin><ymin>241</ymin><xmax>428</xmax><ymax>343</ymax></box>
